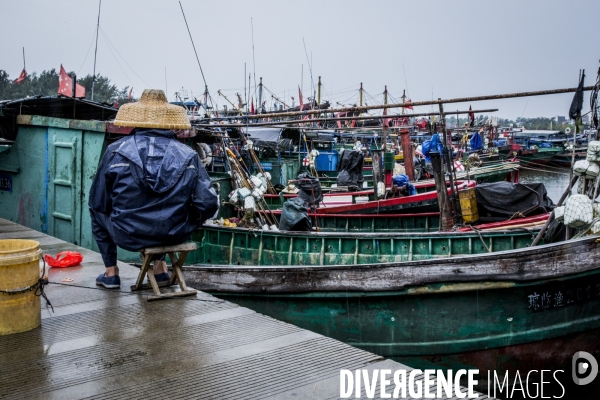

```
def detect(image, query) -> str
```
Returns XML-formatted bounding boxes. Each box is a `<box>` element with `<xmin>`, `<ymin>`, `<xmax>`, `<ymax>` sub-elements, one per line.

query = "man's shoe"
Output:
<box><xmin>96</xmin><ymin>273</ymin><xmax>121</xmax><ymax>289</ymax></box>
<box><xmin>153</xmin><ymin>272</ymin><xmax>171</xmax><ymax>287</ymax></box>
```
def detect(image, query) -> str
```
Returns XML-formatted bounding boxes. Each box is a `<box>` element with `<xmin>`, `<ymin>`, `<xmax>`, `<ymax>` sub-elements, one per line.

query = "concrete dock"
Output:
<box><xmin>0</xmin><ymin>218</ymin><xmax>492</xmax><ymax>399</ymax></box>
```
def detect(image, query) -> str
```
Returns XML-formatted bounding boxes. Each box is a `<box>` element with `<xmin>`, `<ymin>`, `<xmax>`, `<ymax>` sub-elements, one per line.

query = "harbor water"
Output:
<box><xmin>519</xmin><ymin>165</ymin><xmax>572</xmax><ymax>203</ymax></box>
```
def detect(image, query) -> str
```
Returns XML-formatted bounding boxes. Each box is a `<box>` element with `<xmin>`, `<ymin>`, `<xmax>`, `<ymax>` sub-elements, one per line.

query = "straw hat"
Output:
<box><xmin>113</xmin><ymin>89</ymin><xmax>191</xmax><ymax>130</ymax></box>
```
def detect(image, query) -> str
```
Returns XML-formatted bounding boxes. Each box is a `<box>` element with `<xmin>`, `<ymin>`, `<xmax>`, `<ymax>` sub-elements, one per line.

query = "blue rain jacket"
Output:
<box><xmin>392</xmin><ymin>173</ymin><xmax>417</xmax><ymax>195</ymax></box>
<box><xmin>89</xmin><ymin>129</ymin><xmax>219</xmax><ymax>251</ymax></box>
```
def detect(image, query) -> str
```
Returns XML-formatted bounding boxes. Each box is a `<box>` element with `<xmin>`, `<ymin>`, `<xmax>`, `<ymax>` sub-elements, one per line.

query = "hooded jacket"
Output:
<box><xmin>89</xmin><ymin>129</ymin><xmax>218</xmax><ymax>251</ymax></box>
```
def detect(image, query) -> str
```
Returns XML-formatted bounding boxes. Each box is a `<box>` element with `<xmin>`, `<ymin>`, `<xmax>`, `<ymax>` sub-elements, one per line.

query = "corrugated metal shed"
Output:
<box><xmin>0</xmin><ymin>96</ymin><xmax>117</xmax><ymax>141</ymax></box>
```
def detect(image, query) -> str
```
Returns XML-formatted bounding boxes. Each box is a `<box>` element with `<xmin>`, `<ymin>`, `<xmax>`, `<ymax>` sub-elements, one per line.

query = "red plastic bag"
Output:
<box><xmin>44</xmin><ymin>251</ymin><xmax>83</xmax><ymax>268</ymax></box>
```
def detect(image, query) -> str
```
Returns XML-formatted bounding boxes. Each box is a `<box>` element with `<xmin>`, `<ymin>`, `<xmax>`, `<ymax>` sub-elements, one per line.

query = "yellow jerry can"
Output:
<box><xmin>458</xmin><ymin>187</ymin><xmax>479</xmax><ymax>223</ymax></box>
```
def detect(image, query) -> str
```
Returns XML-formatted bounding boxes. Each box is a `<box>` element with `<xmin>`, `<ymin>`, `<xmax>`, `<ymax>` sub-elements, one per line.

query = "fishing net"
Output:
<box><xmin>553</xmin><ymin>206</ymin><xmax>565</xmax><ymax>222</ymax></box>
<box><xmin>573</xmin><ymin>160</ymin><xmax>600</xmax><ymax>178</ymax></box>
<box><xmin>563</xmin><ymin>194</ymin><xmax>594</xmax><ymax>228</ymax></box>
<box><xmin>587</xmin><ymin>141</ymin><xmax>600</xmax><ymax>162</ymax></box>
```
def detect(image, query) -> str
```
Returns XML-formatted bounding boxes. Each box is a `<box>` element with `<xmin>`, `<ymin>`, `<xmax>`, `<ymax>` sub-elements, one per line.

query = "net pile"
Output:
<box><xmin>564</xmin><ymin>194</ymin><xmax>594</xmax><ymax>228</ymax></box>
<box><xmin>559</xmin><ymin>146</ymin><xmax>600</xmax><ymax>235</ymax></box>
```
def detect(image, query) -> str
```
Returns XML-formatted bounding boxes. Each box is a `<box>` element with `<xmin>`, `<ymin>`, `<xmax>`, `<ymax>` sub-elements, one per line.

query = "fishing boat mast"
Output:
<box><xmin>317</xmin><ymin>76</ymin><xmax>322</xmax><ymax>108</ymax></box>
<box><xmin>382</xmin><ymin>85</ymin><xmax>388</xmax><ymax>151</ymax></box>
<box><xmin>258</xmin><ymin>77</ymin><xmax>263</xmax><ymax>114</ymax></box>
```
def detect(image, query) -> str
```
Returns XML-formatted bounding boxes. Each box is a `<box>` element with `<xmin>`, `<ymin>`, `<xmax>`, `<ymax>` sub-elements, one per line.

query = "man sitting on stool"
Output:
<box><xmin>89</xmin><ymin>89</ymin><xmax>219</xmax><ymax>288</ymax></box>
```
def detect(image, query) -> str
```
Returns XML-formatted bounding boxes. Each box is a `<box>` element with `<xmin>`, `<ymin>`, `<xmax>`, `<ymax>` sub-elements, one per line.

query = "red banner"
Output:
<box><xmin>58</xmin><ymin>65</ymin><xmax>85</xmax><ymax>98</ymax></box>
<box><xmin>13</xmin><ymin>69</ymin><xmax>26</xmax><ymax>84</ymax></box>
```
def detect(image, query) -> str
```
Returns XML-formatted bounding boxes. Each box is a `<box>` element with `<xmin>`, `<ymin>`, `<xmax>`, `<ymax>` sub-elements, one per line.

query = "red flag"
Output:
<box><xmin>58</xmin><ymin>65</ymin><xmax>85</xmax><ymax>98</ymax></box>
<box><xmin>13</xmin><ymin>68</ymin><xmax>27</xmax><ymax>84</ymax></box>
<box><xmin>405</xmin><ymin>99</ymin><xmax>413</xmax><ymax>110</ymax></box>
<box><xmin>113</xmin><ymin>99</ymin><xmax>119</xmax><ymax>108</ymax></box>
<box><xmin>336</xmin><ymin>113</ymin><xmax>342</xmax><ymax>129</ymax></box>
<box><xmin>128</xmin><ymin>87</ymin><xmax>133</xmax><ymax>101</ymax></box>
<box><xmin>468</xmin><ymin>105</ymin><xmax>475</xmax><ymax>126</ymax></box>
<box><xmin>251</xmin><ymin>97</ymin><xmax>255</xmax><ymax>114</ymax></box>
<box><xmin>421</xmin><ymin>118</ymin><xmax>426</xmax><ymax>129</ymax></box>
<box><xmin>298</xmin><ymin>86</ymin><xmax>304</xmax><ymax>111</ymax></box>
<box><xmin>75</xmin><ymin>82</ymin><xmax>85</xmax><ymax>98</ymax></box>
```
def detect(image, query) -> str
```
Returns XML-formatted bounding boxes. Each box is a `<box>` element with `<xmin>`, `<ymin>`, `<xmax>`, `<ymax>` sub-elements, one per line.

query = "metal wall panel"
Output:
<box><xmin>47</xmin><ymin>128</ymin><xmax>83</xmax><ymax>245</ymax></box>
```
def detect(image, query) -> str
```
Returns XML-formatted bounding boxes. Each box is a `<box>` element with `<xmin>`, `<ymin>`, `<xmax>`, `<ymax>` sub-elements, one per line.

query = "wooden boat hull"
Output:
<box><xmin>316</xmin><ymin>181</ymin><xmax>474</xmax><ymax>214</ymax></box>
<box><xmin>518</xmin><ymin>147</ymin><xmax>563</xmax><ymax>166</ymax></box>
<box><xmin>549</xmin><ymin>151</ymin><xmax>587</xmax><ymax>168</ymax></box>
<box><xmin>188</xmin><ymin>226</ymin><xmax>537</xmax><ymax>268</ymax></box>
<box><xmin>263</xmin><ymin>162</ymin><xmax>519</xmax><ymax>208</ymax></box>
<box><xmin>183</xmin><ymin>234</ymin><xmax>600</xmax><ymax>377</ymax></box>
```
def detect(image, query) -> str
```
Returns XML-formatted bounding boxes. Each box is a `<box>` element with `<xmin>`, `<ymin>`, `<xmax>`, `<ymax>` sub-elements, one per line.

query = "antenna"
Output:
<box><xmin>251</xmin><ymin>18</ymin><xmax>257</xmax><ymax>102</ymax></box>
<box><xmin>302</xmin><ymin>38</ymin><xmax>314</xmax><ymax>100</ymax></box>
<box><xmin>402</xmin><ymin>63</ymin><xmax>409</xmax><ymax>97</ymax></box>
<box><xmin>179</xmin><ymin>1</ymin><xmax>211</xmax><ymax>107</ymax></box>
<box><xmin>91</xmin><ymin>0</ymin><xmax>101</xmax><ymax>101</ymax></box>
<box><xmin>164</xmin><ymin>66</ymin><xmax>168</xmax><ymax>99</ymax></box>
<box><xmin>22</xmin><ymin>47</ymin><xmax>25</xmax><ymax>70</ymax></box>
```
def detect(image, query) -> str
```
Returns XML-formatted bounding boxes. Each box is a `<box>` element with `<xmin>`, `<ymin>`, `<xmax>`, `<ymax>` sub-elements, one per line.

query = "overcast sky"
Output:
<box><xmin>2</xmin><ymin>0</ymin><xmax>599</xmax><ymax>119</ymax></box>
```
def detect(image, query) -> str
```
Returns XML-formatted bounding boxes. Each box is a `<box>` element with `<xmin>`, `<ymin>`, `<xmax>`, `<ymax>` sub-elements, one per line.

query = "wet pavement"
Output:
<box><xmin>0</xmin><ymin>218</ymin><xmax>491</xmax><ymax>399</ymax></box>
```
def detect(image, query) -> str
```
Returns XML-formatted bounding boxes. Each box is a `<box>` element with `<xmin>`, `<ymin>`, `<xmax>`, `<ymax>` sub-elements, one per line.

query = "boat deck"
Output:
<box><xmin>0</xmin><ymin>218</ymin><xmax>492</xmax><ymax>399</ymax></box>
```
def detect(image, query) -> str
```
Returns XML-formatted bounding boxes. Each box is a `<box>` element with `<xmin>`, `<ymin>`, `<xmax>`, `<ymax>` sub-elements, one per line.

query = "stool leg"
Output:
<box><xmin>146</xmin><ymin>269</ymin><xmax>162</xmax><ymax>296</ymax></box>
<box><xmin>169</xmin><ymin>253</ymin><xmax>179</xmax><ymax>286</ymax></box>
<box><xmin>172</xmin><ymin>251</ymin><xmax>189</xmax><ymax>292</ymax></box>
<box><xmin>132</xmin><ymin>253</ymin><xmax>152</xmax><ymax>291</ymax></box>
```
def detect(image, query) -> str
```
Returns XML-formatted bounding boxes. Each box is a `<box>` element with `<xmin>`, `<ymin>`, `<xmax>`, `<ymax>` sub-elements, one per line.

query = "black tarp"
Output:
<box><xmin>544</xmin><ymin>218</ymin><xmax>576</xmax><ymax>244</ymax></box>
<box><xmin>296</xmin><ymin>172</ymin><xmax>323</xmax><ymax>207</ymax></box>
<box><xmin>279</xmin><ymin>198</ymin><xmax>312</xmax><ymax>231</ymax></box>
<box><xmin>475</xmin><ymin>182</ymin><xmax>555</xmax><ymax>220</ymax></box>
<box><xmin>336</xmin><ymin>150</ymin><xmax>364</xmax><ymax>189</ymax></box>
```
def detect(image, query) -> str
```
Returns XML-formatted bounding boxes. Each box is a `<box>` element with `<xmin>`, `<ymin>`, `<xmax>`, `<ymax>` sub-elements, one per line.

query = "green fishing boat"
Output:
<box><xmin>262</xmin><ymin>162</ymin><xmax>519</xmax><ymax>209</ymax></box>
<box><xmin>518</xmin><ymin>146</ymin><xmax>563</xmax><ymax>166</ymax></box>
<box><xmin>182</xmin><ymin>225</ymin><xmax>600</xmax><ymax>379</ymax></box>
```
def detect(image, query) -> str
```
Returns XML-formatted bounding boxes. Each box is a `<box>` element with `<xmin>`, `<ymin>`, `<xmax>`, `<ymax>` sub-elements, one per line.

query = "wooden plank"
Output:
<box><xmin>147</xmin><ymin>288</ymin><xmax>198</xmax><ymax>301</ymax></box>
<box><xmin>142</xmin><ymin>242</ymin><xmax>197</xmax><ymax>254</ymax></box>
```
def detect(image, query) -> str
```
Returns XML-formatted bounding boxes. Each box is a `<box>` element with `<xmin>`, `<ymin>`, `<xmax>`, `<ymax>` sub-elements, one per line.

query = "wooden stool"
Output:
<box><xmin>130</xmin><ymin>242</ymin><xmax>197</xmax><ymax>301</ymax></box>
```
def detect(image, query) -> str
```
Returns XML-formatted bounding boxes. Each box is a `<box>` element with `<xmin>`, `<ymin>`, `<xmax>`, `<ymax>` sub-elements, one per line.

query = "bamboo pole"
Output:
<box><xmin>224</xmin><ymin>85</ymin><xmax>595</xmax><ymax>120</ymax></box>
<box><xmin>431</xmin><ymin>151</ymin><xmax>453</xmax><ymax>231</ymax></box>
<box><xmin>194</xmin><ymin>108</ymin><xmax>500</xmax><ymax>128</ymax></box>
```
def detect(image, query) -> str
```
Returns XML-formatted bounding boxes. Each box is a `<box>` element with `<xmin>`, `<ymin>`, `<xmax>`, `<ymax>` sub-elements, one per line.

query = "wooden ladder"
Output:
<box><xmin>130</xmin><ymin>242</ymin><xmax>197</xmax><ymax>301</ymax></box>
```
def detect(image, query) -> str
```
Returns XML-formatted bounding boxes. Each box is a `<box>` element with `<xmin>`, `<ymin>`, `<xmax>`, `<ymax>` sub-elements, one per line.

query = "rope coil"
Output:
<box><xmin>0</xmin><ymin>258</ymin><xmax>54</xmax><ymax>313</ymax></box>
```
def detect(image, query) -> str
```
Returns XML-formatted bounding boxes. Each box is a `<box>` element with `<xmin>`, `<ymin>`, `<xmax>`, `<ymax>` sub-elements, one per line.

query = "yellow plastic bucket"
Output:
<box><xmin>0</xmin><ymin>239</ymin><xmax>43</xmax><ymax>335</ymax></box>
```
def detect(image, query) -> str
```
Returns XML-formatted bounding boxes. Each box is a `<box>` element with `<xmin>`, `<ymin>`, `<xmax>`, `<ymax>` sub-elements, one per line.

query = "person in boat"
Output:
<box><xmin>89</xmin><ymin>89</ymin><xmax>219</xmax><ymax>289</ymax></box>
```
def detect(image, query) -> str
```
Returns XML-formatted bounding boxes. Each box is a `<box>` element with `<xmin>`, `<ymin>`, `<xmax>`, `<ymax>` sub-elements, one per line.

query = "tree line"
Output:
<box><xmin>0</xmin><ymin>68</ymin><xmax>137</xmax><ymax>105</ymax></box>
<box><xmin>446</xmin><ymin>115</ymin><xmax>575</xmax><ymax>132</ymax></box>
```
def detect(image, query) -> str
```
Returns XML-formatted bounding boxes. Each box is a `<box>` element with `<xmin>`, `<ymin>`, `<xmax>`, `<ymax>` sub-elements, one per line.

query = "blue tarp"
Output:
<box><xmin>470</xmin><ymin>131</ymin><xmax>483</xmax><ymax>150</ymax></box>
<box><xmin>421</xmin><ymin>133</ymin><xmax>444</xmax><ymax>162</ymax></box>
<box><xmin>392</xmin><ymin>174</ymin><xmax>417</xmax><ymax>195</ymax></box>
